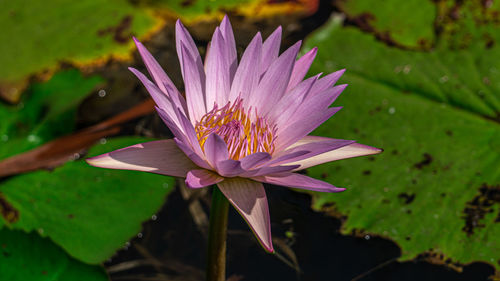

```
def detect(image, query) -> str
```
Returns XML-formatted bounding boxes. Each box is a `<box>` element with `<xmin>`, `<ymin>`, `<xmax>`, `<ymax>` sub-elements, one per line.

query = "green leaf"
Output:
<box><xmin>0</xmin><ymin>137</ymin><xmax>175</xmax><ymax>264</ymax></box>
<box><xmin>0</xmin><ymin>229</ymin><xmax>107</xmax><ymax>281</ymax></box>
<box><xmin>303</xmin><ymin>16</ymin><xmax>500</xmax><ymax>268</ymax></box>
<box><xmin>0</xmin><ymin>70</ymin><xmax>103</xmax><ymax>159</ymax></box>
<box><xmin>338</xmin><ymin>0</ymin><xmax>436</xmax><ymax>48</ymax></box>
<box><xmin>0</xmin><ymin>0</ymin><xmax>156</xmax><ymax>101</ymax></box>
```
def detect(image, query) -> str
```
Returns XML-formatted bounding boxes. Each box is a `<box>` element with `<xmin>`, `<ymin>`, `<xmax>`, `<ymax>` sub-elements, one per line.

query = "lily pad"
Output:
<box><xmin>149</xmin><ymin>0</ymin><xmax>317</xmax><ymax>22</ymax></box>
<box><xmin>0</xmin><ymin>229</ymin><xmax>108</xmax><ymax>281</ymax></box>
<box><xmin>0</xmin><ymin>70</ymin><xmax>103</xmax><ymax>159</ymax></box>
<box><xmin>303</xmin><ymin>16</ymin><xmax>500</xmax><ymax>269</ymax></box>
<box><xmin>435</xmin><ymin>0</ymin><xmax>500</xmax><ymax>51</ymax></box>
<box><xmin>0</xmin><ymin>137</ymin><xmax>175</xmax><ymax>264</ymax></box>
<box><xmin>337</xmin><ymin>0</ymin><xmax>436</xmax><ymax>48</ymax></box>
<box><xmin>0</xmin><ymin>0</ymin><xmax>157</xmax><ymax>102</ymax></box>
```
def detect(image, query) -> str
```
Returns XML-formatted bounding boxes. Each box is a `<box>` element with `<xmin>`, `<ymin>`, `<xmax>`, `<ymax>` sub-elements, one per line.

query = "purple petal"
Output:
<box><xmin>239</xmin><ymin>152</ymin><xmax>271</xmax><ymax>170</ymax></box>
<box><xmin>204</xmin><ymin>133</ymin><xmax>229</xmax><ymax>168</ymax></box>
<box><xmin>284</xmin><ymin>137</ymin><xmax>383</xmax><ymax>170</ymax></box>
<box><xmin>186</xmin><ymin>169</ymin><xmax>223</xmax><ymax>188</ymax></box>
<box><xmin>284</xmin><ymin>84</ymin><xmax>347</xmax><ymax>127</ymax></box>
<box><xmin>252</xmin><ymin>41</ymin><xmax>302</xmax><ymax>116</ymax></box>
<box><xmin>229</xmin><ymin>33</ymin><xmax>262</xmax><ymax>104</ymax></box>
<box><xmin>308</xmin><ymin>69</ymin><xmax>345</xmax><ymax>97</ymax></box>
<box><xmin>267</xmin><ymin>75</ymin><xmax>318</xmax><ymax>125</ymax></box>
<box><xmin>180</xmin><ymin>44</ymin><xmax>206</xmax><ymax>123</ymax></box>
<box><xmin>129</xmin><ymin>67</ymin><xmax>182</xmax><ymax>127</ymax></box>
<box><xmin>286</xmin><ymin>47</ymin><xmax>317</xmax><ymax>92</ymax></box>
<box><xmin>260</xmin><ymin>26</ymin><xmax>282</xmax><ymax>76</ymax></box>
<box><xmin>155</xmin><ymin>106</ymin><xmax>189</xmax><ymax>144</ymax></box>
<box><xmin>86</xmin><ymin>140</ymin><xmax>198</xmax><ymax>177</ymax></box>
<box><xmin>253</xmin><ymin>172</ymin><xmax>346</xmax><ymax>193</ymax></box>
<box><xmin>219</xmin><ymin>15</ymin><xmax>237</xmax><ymax>82</ymax></box>
<box><xmin>216</xmin><ymin>159</ymin><xmax>245</xmax><ymax>177</ymax></box>
<box><xmin>176</xmin><ymin>20</ymin><xmax>204</xmax><ymax>82</ymax></box>
<box><xmin>174</xmin><ymin>138</ymin><xmax>211</xmax><ymax>170</ymax></box>
<box><xmin>265</xmin><ymin>150</ymin><xmax>310</xmax><ymax>166</ymax></box>
<box><xmin>276</xmin><ymin>107</ymin><xmax>342</xmax><ymax>151</ymax></box>
<box><xmin>217</xmin><ymin>178</ymin><xmax>273</xmax><ymax>252</ymax></box>
<box><xmin>132</xmin><ymin>38</ymin><xmax>187</xmax><ymax>114</ymax></box>
<box><xmin>273</xmin><ymin>138</ymin><xmax>355</xmax><ymax>165</ymax></box>
<box><xmin>241</xmin><ymin>164</ymin><xmax>300</xmax><ymax>177</ymax></box>
<box><xmin>205</xmin><ymin>28</ymin><xmax>230</xmax><ymax>109</ymax></box>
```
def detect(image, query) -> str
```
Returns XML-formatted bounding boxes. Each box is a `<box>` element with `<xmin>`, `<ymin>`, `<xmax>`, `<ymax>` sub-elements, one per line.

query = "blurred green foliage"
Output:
<box><xmin>0</xmin><ymin>0</ymin><xmax>155</xmax><ymax>84</ymax></box>
<box><xmin>0</xmin><ymin>70</ymin><xmax>103</xmax><ymax>159</ymax></box>
<box><xmin>0</xmin><ymin>229</ymin><xmax>107</xmax><ymax>281</ymax></box>
<box><xmin>0</xmin><ymin>137</ymin><xmax>175</xmax><ymax>264</ymax></box>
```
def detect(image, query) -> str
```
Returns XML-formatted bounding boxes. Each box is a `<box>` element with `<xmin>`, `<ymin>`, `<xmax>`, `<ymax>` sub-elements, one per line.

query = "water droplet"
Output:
<box><xmin>364</xmin><ymin>235</ymin><xmax>371</xmax><ymax>240</ymax></box>
<box><xmin>388</xmin><ymin>107</ymin><xmax>396</xmax><ymax>114</ymax></box>
<box><xmin>98</xmin><ymin>89</ymin><xmax>106</xmax><ymax>98</ymax></box>
<box><xmin>27</xmin><ymin>134</ymin><xmax>39</xmax><ymax>143</ymax></box>
<box><xmin>1</xmin><ymin>135</ymin><xmax>8</xmax><ymax>142</ymax></box>
<box><xmin>163</xmin><ymin>183</ymin><xmax>169</xmax><ymax>189</ymax></box>
<box><xmin>137</xmin><ymin>233</ymin><xmax>143</xmax><ymax>238</ymax></box>
<box><xmin>99</xmin><ymin>138</ymin><xmax>107</xmax><ymax>145</ymax></box>
<box><xmin>403</xmin><ymin>65</ymin><xmax>411</xmax><ymax>74</ymax></box>
<box><xmin>434</xmin><ymin>214</ymin><xmax>439</xmax><ymax>219</ymax></box>
<box><xmin>69</xmin><ymin>153</ymin><xmax>80</xmax><ymax>160</ymax></box>
<box><xmin>439</xmin><ymin>75</ymin><xmax>449</xmax><ymax>83</ymax></box>
<box><xmin>151</xmin><ymin>215</ymin><xmax>157</xmax><ymax>221</ymax></box>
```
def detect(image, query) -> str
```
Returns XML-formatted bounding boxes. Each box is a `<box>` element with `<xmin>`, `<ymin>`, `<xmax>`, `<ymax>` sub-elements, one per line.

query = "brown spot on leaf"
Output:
<box><xmin>414</xmin><ymin>153</ymin><xmax>433</xmax><ymax>169</ymax></box>
<box><xmin>180</xmin><ymin>0</ymin><xmax>195</xmax><ymax>7</ymax></box>
<box><xmin>462</xmin><ymin>183</ymin><xmax>500</xmax><ymax>236</ymax></box>
<box><xmin>97</xmin><ymin>15</ymin><xmax>133</xmax><ymax>44</ymax></box>
<box><xmin>362</xmin><ymin>170</ymin><xmax>371</xmax><ymax>176</ymax></box>
<box><xmin>416</xmin><ymin>251</ymin><xmax>463</xmax><ymax>272</ymax></box>
<box><xmin>0</xmin><ymin>193</ymin><xmax>19</xmax><ymax>224</ymax></box>
<box><xmin>398</xmin><ymin>192</ymin><xmax>416</xmax><ymax>204</ymax></box>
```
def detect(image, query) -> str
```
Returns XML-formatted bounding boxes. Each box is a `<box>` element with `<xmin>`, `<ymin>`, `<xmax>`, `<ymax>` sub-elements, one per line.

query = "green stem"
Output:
<box><xmin>206</xmin><ymin>186</ymin><xmax>230</xmax><ymax>281</ymax></box>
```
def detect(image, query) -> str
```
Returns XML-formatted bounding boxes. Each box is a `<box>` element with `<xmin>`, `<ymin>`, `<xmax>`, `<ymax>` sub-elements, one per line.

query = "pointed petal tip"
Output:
<box><xmin>85</xmin><ymin>155</ymin><xmax>104</xmax><ymax>167</ymax></box>
<box><xmin>330</xmin><ymin>186</ymin><xmax>347</xmax><ymax>193</ymax></box>
<box><xmin>264</xmin><ymin>243</ymin><xmax>275</xmax><ymax>253</ymax></box>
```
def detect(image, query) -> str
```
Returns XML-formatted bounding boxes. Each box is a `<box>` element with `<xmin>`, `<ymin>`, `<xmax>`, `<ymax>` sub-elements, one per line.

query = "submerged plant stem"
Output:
<box><xmin>206</xmin><ymin>186</ymin><xmax>230</xmax><ymax>281</ymax></box>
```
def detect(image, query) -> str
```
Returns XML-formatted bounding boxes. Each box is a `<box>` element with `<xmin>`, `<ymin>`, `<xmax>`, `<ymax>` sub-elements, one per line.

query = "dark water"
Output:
<box><xmin>105</xmin><ymin>185</ymin><xmax>495</xmax><ymax>281</ymax></box>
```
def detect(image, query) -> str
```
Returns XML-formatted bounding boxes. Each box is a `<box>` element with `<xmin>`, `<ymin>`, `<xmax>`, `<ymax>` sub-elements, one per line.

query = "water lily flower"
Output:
<box><xmin>86</xmin><ymin>16</ymin><xmax>381</xmax><ymax>253</ymax></box>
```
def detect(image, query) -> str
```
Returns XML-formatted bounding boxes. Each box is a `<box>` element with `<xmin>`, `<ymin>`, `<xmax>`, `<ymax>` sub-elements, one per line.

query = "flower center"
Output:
<box><xmin>195</xmin><ymin>98</ymin><xmax>277</xmax><ymax>160</ymax></box>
